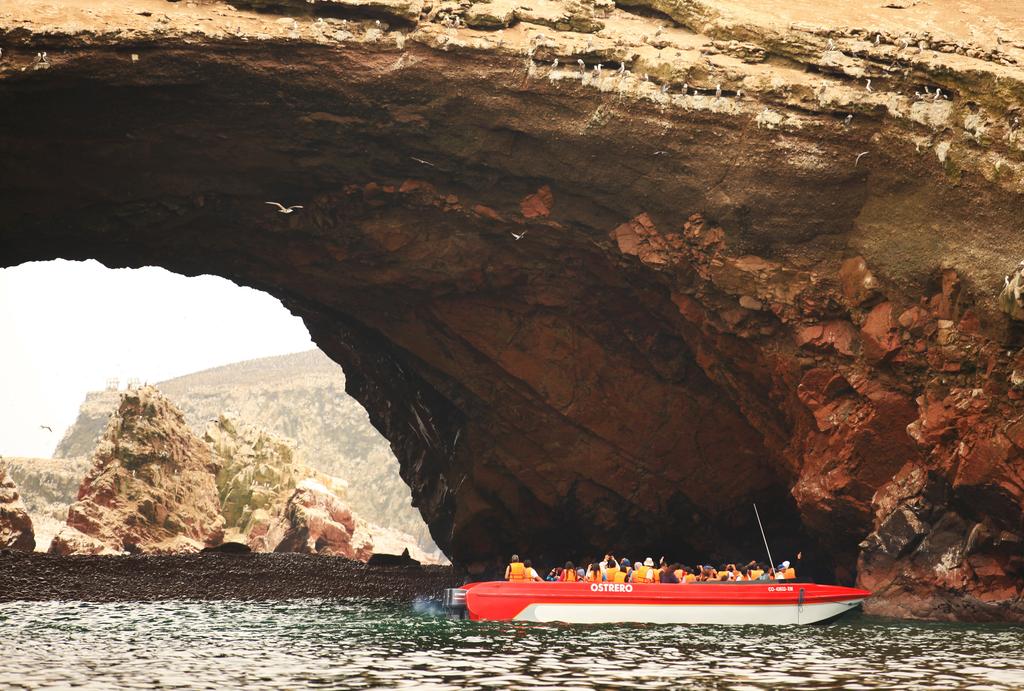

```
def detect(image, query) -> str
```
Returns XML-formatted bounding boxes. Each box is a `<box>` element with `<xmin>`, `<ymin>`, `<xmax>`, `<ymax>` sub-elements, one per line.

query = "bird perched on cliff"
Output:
<box><xmin>594</xmin><ymin>63</ymin><xmax>602</xmax><ymax>74</ymax></box>
<box><xmin>552</xmin><ymin>58</ymin><xmax>558</xmax><ymax>69</ymax></box>
<box><xmin>661</xmin><ymin>83</ymin><xmax>670</xmax><ymax>94</ymax></box>
<box><xmin>844</xmin><ymin>114</ymin><xmax>853</xmax><ymax>126</ymax></box>
<box><xmin>736</xmin><ymin>89</ymin><xmax>744</xmax><ymax>100</ymax></box>
<box><xmin>826</xmin><ymin>38</ymin><xmax>835</xmax><ymax>51</ymax></box>
<box><xmin>874</xmin><ymin>34</ymin><xmax>880</xmax><ymax>46</ymax></box>
<box><xmin>511</xmin><ymin>230</ymin><xmax>527</xmax><ymax>240</ymax></box>
<box><xmin>934</xmin><ymin>88</ymin><xmax>942</xmax><ymax>101</ymax></box>
<box><xmin>265</xmin><ymin>202</ymin><xmax>303</xmax><ymax>214</ymax></box>
<box><xmin>865</xmin><ymin>79</ymin><xmax>873</xmax><ymax>92</ymax></box>
<box><xmin>855</xmin><ymin>151</ymin><xmax>869</xmax><ymax>167</ymax></box>
<box><xmin>715</xmin><ymin>84</ymin><xmax>722</xmax><ymax>98</ymax></box>
<box><xmin>618</xmin><ymin>62</ymin><xmax>625</xmax><ymax>75</ymax></box>
<box><xmin>577</xmin><ymin>58</ymin><xmax>585</xmax><ymax>73</ymax></box>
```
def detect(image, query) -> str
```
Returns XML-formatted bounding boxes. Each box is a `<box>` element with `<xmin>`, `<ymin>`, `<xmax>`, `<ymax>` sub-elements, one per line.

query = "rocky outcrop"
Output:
<box><xmin>55</xmin><ymin>351</ymin><xmax>437</xmax><ymax>554</ymax></box>
<box><xmin>3</xmin><ymin>457</ymin><xmax>90</xmax><ymax>551</ymax></box>
<box><xmin>274</xmin><ymin>479</ymin><xmax>374</xmax><ymax>559</ymax></box>
<box><xmin>3</xmin><ymin>0</ymin><xmax>1024</xmax><ymax>618</ymax></box>
<box><xmin>0</xmin><ymin>468</ymin><xmax>35</xmax><ymax>551</ymax></box>
<box><xmin>50</xmin><ymin>387</ymin><xmax>226</xmax><ymax>555</ymax></box>
<box><xmin>208</xmin><ymin>413</ymin><xmax>432</xmax><ymax>561</ymax></box>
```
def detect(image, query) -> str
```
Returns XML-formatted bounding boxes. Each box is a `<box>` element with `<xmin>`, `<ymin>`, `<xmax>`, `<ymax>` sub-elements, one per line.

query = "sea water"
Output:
<box><xmin>1</xmin><ymin>599</ymin><xmax>1022</xmax><ymax>689</ymax></box>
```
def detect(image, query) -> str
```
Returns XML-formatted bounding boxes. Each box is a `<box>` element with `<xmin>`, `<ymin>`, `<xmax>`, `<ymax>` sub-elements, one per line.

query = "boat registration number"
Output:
<box><xmin>767</xmin><ymin>585</ymin><xmax>795</xmax><ymax>592</ymax></box>
<box><xmin>590</xmin><ymin>583</ymin><xmax>634</xmax><ymax>593</ymax></box>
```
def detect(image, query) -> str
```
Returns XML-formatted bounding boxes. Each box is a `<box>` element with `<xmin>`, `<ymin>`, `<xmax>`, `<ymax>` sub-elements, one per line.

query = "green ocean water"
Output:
<box><xmin>1</xmin><ymin>599</ymin><xmax>1022</xmax><ymax>689</ymax></box>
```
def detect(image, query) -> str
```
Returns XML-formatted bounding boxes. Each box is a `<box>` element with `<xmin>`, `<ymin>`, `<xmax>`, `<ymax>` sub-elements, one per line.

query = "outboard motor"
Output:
<box><xmin>442</xmin><ymin>588</ymin><xmax>468</xmax><ymax>619</ymax></box>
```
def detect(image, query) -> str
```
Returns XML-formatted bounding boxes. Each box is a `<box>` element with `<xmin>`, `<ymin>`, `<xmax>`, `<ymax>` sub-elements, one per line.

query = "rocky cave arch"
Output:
<box><xmin>3</xmin><ymin>0</ymin><xmax>1024</xmax><ymax>619</ymax></box>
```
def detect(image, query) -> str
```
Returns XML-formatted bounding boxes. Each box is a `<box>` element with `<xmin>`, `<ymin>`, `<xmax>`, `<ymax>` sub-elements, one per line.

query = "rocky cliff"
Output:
<box><xmin>205</xmin><ymin>412</ymin><xmax>373</xmax><ymax>559</ymax></box>
<box><xmin>55</xmin><ymin>350</ymin><xmax>436</xmax><ymax>552</ymax></box>
<box><xmin>2</xmin><ymin>457</ymin><xmax>90</xmax><ymax>551</ymax></box>
<box><xmin>50</xmin><ymin>387</ymin><xmax>227</xmax><ymax>554</ymax></box>
<box><xmin>0</xmin><ymin>467</ymin><xmax>35</xmax><ymax>551</ymax></box>
<box><xmin>3</xmin><ymin>0</ymin><xmax>1023</xmax><ymax>620</ymax></box>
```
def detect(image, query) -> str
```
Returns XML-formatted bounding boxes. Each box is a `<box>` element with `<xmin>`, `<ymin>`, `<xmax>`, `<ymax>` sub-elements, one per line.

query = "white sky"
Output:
<box><xmin>0</xmin><ymin>260</ymin><xmax>315</xmax><ymax>458</ymax></box>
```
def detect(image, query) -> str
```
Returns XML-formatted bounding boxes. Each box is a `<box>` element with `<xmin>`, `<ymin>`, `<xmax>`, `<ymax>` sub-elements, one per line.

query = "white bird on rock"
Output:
<box><xmin>865</xmin><ymin>79</ymin><xmax>873</xmax><ymax>92</ymax></box>
<box><xmin>715</xmin><ymin>83</ymin><xmax>722</xmax><ymax>98</ymax></box>
<box><xmin>855</xmin><ymin>151</ymin><xmax>869</xmax><ymax>166</ymax></box>
<box><xmin>618</xmin><ymin>62</ymin><xmax>625</xmax><ymax>75</ymax></box>
<box><xmin>511</xmin><ymin>230</ymin><xmax>527</xmax><ymax>240</ymax></box>
<box><xmin>661</xmin><ymin>83</ymin><xmax>669</xmax><ymax>94</ymax></box>
<box><xmin>578</xmin><ymin>58</ymin><xmax>585</xmax><ymax>73</ymax></box>
<box><xmin>934</xmin><ymin>88</ymin><xmax>942</xmax><ymax>101</ymax></box>
<box><xmin>874</xmin><ymin>34</ymin><xmax>880</xmax><ymax>46</ymax></box>
<box><xmin>826</xmin><ymin>38</ymin><xmax>835</xmax><ymax>51</ymax></box>
<box><xmin>844</xmin><ymin>114</ymin><xmax>853</xmax><ymax>126</ymax></box>
<box><xmin>1006</xmin><ymin>275</ymin><xmax>1011</xmax><ymax>288</ymax></box>
<box><xmin>552</xmin><ymin>58</ymin><xmax>558</xmax><ymax>69</ymax></box>
<box><xmin>265</xmin><ymin>202</ymin><xmax>303</xmax><ymax>214</ymax></box>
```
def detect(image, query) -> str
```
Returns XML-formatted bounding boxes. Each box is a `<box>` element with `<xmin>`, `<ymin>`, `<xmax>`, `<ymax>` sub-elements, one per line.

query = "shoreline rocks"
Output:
<box><xmin>0</xmin><ymin>468</ymin><xmax>35</xmax><ymax>552</ymax></box>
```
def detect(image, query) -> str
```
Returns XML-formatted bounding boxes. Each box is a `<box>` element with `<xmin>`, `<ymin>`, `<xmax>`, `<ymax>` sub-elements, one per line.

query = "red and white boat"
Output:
<box><xmin>444</xmin><ymin>581</ymin><xmax>870</xmax><ymax>625</ymax></box>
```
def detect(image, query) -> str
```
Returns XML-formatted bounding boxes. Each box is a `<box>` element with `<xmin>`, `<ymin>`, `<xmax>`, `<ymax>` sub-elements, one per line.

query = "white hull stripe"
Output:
<box><xmin>514</xmin><ymin>600</ymin><xmax>864</xmax><ymax>625</ymax></box>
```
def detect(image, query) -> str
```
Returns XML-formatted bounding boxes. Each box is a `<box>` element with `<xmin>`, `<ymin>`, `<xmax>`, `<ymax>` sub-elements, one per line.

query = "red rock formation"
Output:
<box><xmin>50</xmin><ymin>388</ymin><xmax>226</xmax><ymax>555</ymax></box>
<box><xmin>0</xmin><ymin>468</ymin><xmax>35</xmax><ymax>551</ymax></box>
<box><xmin>3</xmin><ymin>0</ymin><xmax>1024</xmax><ymax>620</ymax></box>
<box><xmin>275</xmin><ymin>480</ymin><xmax>374</xmax><ymax>560</ymax></box>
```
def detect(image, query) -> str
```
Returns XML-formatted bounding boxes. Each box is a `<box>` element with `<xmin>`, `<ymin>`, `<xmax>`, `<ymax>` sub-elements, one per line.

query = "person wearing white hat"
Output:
<box><xmin>633</xmin><ymin>557</ymin><xmax>659</xmax><ymax>583</ymax></box>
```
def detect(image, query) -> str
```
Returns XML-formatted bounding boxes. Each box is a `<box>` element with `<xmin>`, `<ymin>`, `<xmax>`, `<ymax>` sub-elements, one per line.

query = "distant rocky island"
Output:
<box><xmin>2</xmin><ymin>350</ymin><xmax>444</xmax><ymax>563</ymax></box>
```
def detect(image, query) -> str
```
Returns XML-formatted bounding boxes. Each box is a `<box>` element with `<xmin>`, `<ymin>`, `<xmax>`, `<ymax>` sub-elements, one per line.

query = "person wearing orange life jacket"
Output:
<box><xmin>560</xmin><ymin>562</ymin><xmax>579</xmax><ymax>582</ymax></box>
<box><xmin>612</xmin><ymin>558</ymin><xmax>632</xmax><ymax>583</ymax></box>
<box><xmin>505</xmin><ymin>554</ymin><xmax>527</xmax><ymax>581</ymax></box>
<box><xmin>604</xmin><ymin>558</ymin><xmax>621</xmax><ymax>582</ymax></box>
<box><xmin>523</xmin><ymin>559</ymin><xmax>544</xmax><ymax>582</ymax></box>
<box><xmin>633</xmin><ymin>557</ymin><xmax>659</xmax><ymax>584</ymax></box>
<box><xmin>586</xmin><ymin>562</ymin><xmax>603</xmax><ymax>582</ymax></box>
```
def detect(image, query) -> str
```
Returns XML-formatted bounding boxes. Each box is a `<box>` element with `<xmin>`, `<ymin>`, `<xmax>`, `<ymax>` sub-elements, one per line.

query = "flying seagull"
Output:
<box><xmin>265</xmin><ymin>202</ymin><xmax>303</xmax><ymax>214</ymax></box>
<box><xmin>39</xmin><ymin>425</ymin><xmax>52</xmax><ymax>432</ymax></box>
<box><xmin>511</xmin><ymin>230</ymin><xmax>527</xmax><ymax>240</ymax></box>
<box><xmin>855</xmin><ymin>151</ymin><xmax>869</xmax><ymax>166</ymax></box>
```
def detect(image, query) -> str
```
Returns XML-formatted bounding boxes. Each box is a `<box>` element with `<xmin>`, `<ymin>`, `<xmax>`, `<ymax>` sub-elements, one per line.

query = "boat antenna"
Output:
<box><xmin>753</xmin><ymin>503</ymin><xmax>775</xmax><ymax>570</ymax></box>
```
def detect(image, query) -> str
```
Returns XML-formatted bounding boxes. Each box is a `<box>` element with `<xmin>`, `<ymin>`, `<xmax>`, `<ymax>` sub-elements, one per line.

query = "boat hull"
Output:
<box><xmin>460</xmin><ymin>582</ymin><xmax>869</xmax><ymax>625</ymax></box>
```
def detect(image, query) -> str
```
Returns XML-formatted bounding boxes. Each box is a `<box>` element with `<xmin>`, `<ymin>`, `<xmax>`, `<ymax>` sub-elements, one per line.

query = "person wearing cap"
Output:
<box><xmin>779</xmin><ymin>560</ymin><xmax>797</xmax><ymax>580</ymax></box>
<box><xmin>614</xmin><ymin>558</ymin><xmax>632</xmax><ymax>583</ymax></box>
<box><xmin>633</xmin><ymin>557</ymin><xmax>660</xmax><ymax>584</ymax></box>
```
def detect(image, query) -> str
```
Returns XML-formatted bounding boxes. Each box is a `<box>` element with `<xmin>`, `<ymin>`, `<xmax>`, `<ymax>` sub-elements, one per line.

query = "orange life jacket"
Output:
<box><xmin>613</xmin><ymin>569</ymin><xmax>628</xmax><ymax>583</ymax></box>
<box><xmin>587</xmin><ymin>569</ymin><xmax>602</xmax><ymax>582</ymax></box>
<box><xmin>684</xmin><ymin>573</ymin><xmax>697</xmax><ymax>583</ymax></box>
<box><xmin>750</xmin><ymin>569</ymin><xmax>764</xmax><ymax>580</ymax></box>
<box><xmin>507</xmin><ymin>562</ymin><xmax>526</xmax><ymax>581</ymax></box>
<box><xmin>634</xmin><ymin>565</ymin><xmax>656</xmax><ymax>583</ymax></box>
<box><xmin>605</xmin><ymin>567</ymin><xmax>620</xmax><ymax>582</ymax></box>
<box><xmin>561</xmin><ymin>569</ymin><xmax>578</xmax><ymax>582</ymax></box>
<box><xmin>674</xmin><ymin>569</ymin><xmax>684</xmax><ymax>581</ymax></box>
<box><xmin>784</xmin><ymin>567</ymin><xmax>796</xmax><ymax>580</ymax></box>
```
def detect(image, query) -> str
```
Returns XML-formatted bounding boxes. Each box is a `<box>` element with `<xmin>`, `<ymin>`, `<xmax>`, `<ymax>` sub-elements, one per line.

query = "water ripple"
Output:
<box><xmin>0</xmin><ymin>600</ymin><xmax>1022</xmax><ymax>689</ymax></box>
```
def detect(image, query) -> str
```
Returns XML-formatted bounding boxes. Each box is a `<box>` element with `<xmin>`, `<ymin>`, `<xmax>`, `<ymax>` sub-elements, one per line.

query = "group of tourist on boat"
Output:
<box><xmin>504</xmin><ymin>553</ymin><xmax>800</xmax><ymax>583</ymax></box>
